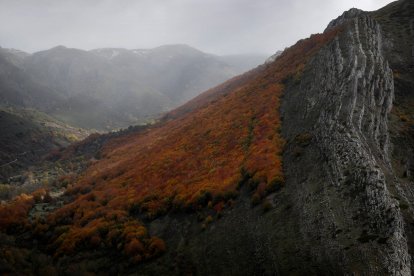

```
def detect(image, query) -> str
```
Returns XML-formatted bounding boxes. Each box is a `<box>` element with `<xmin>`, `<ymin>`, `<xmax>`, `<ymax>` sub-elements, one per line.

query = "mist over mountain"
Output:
<box><xmin>0</xmin><ymin>44</ymin><xmax>266</xmax><ymax>130</ymax></box>
<box><xmin>0</xmin><ymin>47</ymin><xmax>63</xmax><ymax>110</ymax></box>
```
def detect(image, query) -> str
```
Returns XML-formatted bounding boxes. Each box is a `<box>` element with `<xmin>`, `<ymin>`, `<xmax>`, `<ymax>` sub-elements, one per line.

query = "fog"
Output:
<box><xmin>0</xmin><ymin>0</ymin><xmax>394</xmax><ymax>55</ymax></box>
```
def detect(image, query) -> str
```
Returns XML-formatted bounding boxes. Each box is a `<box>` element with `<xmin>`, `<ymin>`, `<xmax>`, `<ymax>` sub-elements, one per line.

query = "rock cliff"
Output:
<box><xmin>282</xmin><ymin>14</ymin><xmax>409</xmax><ymax>275</ymax></box>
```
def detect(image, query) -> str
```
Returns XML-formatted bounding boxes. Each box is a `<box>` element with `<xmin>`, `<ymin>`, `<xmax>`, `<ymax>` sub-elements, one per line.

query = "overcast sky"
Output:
<box><xmin>0</xmin><ymin>0</ymin><xmax>394</xmax><ymax>55</ymax></box>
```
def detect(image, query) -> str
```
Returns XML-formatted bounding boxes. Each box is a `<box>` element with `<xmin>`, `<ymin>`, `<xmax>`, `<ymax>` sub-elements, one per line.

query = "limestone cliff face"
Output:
<box><xmin>325</xmin><ymin>8</ymin><xmax>364</xmax><ymax>31</ymax></box>
<box><xmin>281</xmin><ymin>14</ymin><xmax>410</xmax><ymax>274</ymax></box>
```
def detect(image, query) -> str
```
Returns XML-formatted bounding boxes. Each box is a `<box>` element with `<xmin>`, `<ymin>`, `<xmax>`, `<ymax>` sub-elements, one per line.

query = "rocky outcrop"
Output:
<box><xmin>372</xmin><ymin>0</ymin><xmax>414</xmax><ymax>271</ymax></box>
<box><xmin>282</xmin><ymin>14</ymin><xmax>410</xmax><ymax>274</ymax></box>
<box><xmin>325</xmin><ymin>8</ymin><xmax>364</xmax><ymax>32</ymax></box>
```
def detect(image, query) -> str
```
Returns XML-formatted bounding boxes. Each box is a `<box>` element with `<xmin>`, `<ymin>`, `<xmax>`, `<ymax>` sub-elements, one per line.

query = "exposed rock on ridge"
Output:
<box><xmin>282</xmin><ymin>14</ymin><xmax>410</xmax><ymax>274</ymax></box>
<box><xmin>325</xmin><ymin>8</ymin><xmax>364</xmax><ymax>31</ymax></box>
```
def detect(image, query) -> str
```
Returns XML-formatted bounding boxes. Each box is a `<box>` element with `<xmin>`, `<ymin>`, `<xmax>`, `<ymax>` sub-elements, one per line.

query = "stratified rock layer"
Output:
<box><xmin>282</xmin><ymin>15</ymin><xmax>410</xmax><ymax>274</ymax></box>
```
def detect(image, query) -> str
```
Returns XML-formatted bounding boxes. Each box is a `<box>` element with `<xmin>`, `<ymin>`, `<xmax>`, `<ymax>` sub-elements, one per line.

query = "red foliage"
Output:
<box><xmin>213</xmin><ymin>201</ymin><xmax>225</xmax><ymax>213</ymax></box>
<box><xmin>125</xmin><ymin>238</ymin><xmax>145</xmax><ymax>256</ymax></box>
<box><xmin>43</xmin><ymin>28</ymin><xmax>341</xmax><ymax>258</ymax></box>
<box><xmin>148</xmin><ymin>237</ymin><xmax>166</xmax><ymax>256</ymax></box>
<box><xmin>0</xmin><ymin>194</ymin><xmax>34</xmax><ymax>233</ymax></box>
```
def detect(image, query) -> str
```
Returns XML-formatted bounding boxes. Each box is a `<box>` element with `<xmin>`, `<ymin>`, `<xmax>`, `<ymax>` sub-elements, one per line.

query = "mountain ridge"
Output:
<box><xmin>0</xmin><ymin>44</ymin><xmax>267</xmax><ymax>130</ymax></box>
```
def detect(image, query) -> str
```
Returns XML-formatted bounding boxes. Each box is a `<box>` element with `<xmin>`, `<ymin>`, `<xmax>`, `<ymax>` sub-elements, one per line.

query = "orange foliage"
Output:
<box><xmin>0</xmin><ymin>194</ymin><xmax>34</xmax><ymax>233</ymax></box>
<box><xmin>47</xmin><ymin>202</ymin><xmax>164</xmax><ymax>262</ymax></box>
<box><xmin>148</xmin><ymin>237</ymin><xmax>166</xmax><ymax>255</ymax></box>
<box><xmin>43</xmin><ymin>28</ymin><xmax>341</xmax><ymax>258</ymax></box>
<box><xmin>125</xmin><ymin>238</ymin><xmax>145</xmax><ymax>256</ymax></box>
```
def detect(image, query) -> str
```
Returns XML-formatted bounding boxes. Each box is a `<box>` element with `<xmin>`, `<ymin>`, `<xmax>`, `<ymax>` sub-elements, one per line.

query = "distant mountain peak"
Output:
<box><xmin>50</xmin><ymin>45</ymin><xmax>68</xmax><ymax>50</ymax></box>
<box><xmin>131</xmin><ymin>49</ymin><xmax>149</xmax><ymax>56</ymax></box>
<box><xmin>90</xmin><ymin>45</ymin><xmax>204</xmax><ymax>60</ymax></box>
<box><xmin>155</xmin><ymin>43</ymin><xmax>197</xmax><ymax>50</ymax></box>
<box><xmin>0</xmin><ymin>47</ymin><xmax>30</xmax><ymax>56</ymax></box>
<box><xmin>89</xmin><ymin>48</ymin><xmax>128</xmax><ymax>59</ymax></box>
<box><xmin>0</xmin><ymin>47</ymin><xmax>30</xmax><ymax>67</ymax></box>
<box><xmin>151</xmin><ymin>44</ymin><xmax>206</xmax><ymax>56</ymax></box>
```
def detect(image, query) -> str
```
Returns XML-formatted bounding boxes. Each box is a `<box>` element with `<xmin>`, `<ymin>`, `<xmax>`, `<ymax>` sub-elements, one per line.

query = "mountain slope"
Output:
<box><xmin>0</xmin><ymin>47</ymin><xmax>63</xmax><ymax>110</ymax></box>
<box><xmin>1</xmin><ymin>1</ymin><xmax>413</xmax><ymax>274</ymax></box>
<box><xmin>0</xmin><ymin>107</ymin><xmax>90</xmax><ymax>186</ymax></box>
<box><xmin>0</xmin><ymin>27</ymin><xmax>340</xmax><ymax>274</ymax></box>
<box><xmin>1</xmin><ymin>44</ymin><xmax>265</xmax><ymax>131</ymax></box>
<box><xmin>23</xmin><ymin>46</ymin><xmax>170</xmax><ymax>130</ymax></box>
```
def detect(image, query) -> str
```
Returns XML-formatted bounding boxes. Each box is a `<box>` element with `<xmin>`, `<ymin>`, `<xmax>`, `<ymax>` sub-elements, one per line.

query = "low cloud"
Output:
<box><xmin>0</xmin><ymin>0</ymin><xmax>394</xmax><ymax>55</ymax></box>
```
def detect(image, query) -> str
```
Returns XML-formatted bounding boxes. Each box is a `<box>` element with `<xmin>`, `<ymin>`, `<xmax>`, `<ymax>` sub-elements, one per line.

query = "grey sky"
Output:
<box><xmin>0</xmin><ymin>0</ymin><xmax>394</xmax><ymax>55</ymax></box>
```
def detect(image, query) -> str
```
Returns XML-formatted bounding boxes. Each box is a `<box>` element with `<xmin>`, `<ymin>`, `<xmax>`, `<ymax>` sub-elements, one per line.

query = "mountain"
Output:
<box><xmin>0</xmin><ymin>44</ymin><xmax>266</xmax><ymax>131</ymax></box>
<box><xmin>0</xmin><ymin>107</ymin><xmax>90</xmax><ymax>198</ymax></box>
<box><xmin>1</xmin><ymin>0</ymin><xmax>413</xmax><ymax>274</ymax></box>
<box><xmin>22</xmin><ymin>45</ymin><xmax>164</xmax><ymax>130</ymax></box>
<box><xmin>0</xmin><ymin>47</ymin><xmax>64</xmax><ymax>110</ymax></box>
<box><xmin>89</xmin><ymin>44</ymin><xmax>236</xmax><ymax>106</ymax></box>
